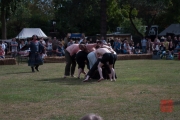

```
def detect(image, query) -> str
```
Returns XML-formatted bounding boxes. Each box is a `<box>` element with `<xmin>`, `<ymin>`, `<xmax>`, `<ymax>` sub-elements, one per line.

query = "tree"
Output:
<box><xmin>120</xmin><ymin>0</ymin><xmax>170</xmax><ymax>38</ymax></box>
<box><xmin>7</xmin><ymin>1</ymin><xmax>31</xmax><ymax>38</ymax></box>
<box><xmin>100</xmin><ymin>0</ymin><xmax>107</xmax><ymax>38</ymax></box>
<box><xmin>155</xmin><ymin>0</ymin><xmax>180</xmax><ymax>32</ymax></box>
<box><xmin>0</xmin><ymin>0</ymin><xmax>20</xmax><ymax>39</ymax></box>
<box><xmin>53</xmin><ymin>0</ymin><xmax>100</xmax><ymax>36</ymax></box>
<box><xmin>7</xmin><ymin>0</ymin><xmax>55</xmax><ymax>38</ymax></box>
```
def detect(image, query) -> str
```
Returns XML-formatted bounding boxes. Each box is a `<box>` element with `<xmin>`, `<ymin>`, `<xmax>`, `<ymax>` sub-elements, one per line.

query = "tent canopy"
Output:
<box><xmin>159</xmin><ymin>24</ymin><xmax>180</xmax><ymax>36</ymax></box>
<box><xmin>16</xmin><ymin>28</ymin><xmax>48</xmax><ymax>39</ymax></box>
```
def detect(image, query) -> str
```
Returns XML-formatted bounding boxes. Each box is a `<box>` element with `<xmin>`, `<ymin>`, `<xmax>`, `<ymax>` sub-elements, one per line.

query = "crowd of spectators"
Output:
<box><xmin>1</xmin><ymin>35</ymin><xmax>180</xmax><ymax>59</ymax></box>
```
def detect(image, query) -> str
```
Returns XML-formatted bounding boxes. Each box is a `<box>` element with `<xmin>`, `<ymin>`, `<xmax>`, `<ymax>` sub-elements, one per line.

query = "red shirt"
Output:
<box><xmin>0</xmin><ymin>49</ymin><xmax>5</xmax><ymax>56</ymax></box>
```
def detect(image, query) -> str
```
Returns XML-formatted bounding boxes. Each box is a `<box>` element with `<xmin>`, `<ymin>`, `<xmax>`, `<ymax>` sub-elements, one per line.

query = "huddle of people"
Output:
<box><xmin>63</xmin><ymin>40</ymin><xmax>117</xmax><ymax>82</ymax></box>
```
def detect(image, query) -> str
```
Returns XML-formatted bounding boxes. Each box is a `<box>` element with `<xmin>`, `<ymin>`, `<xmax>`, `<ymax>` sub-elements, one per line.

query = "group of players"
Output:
<box><xmin>63</xmin><ymin>40</ymin><xmax>117</xmax><ymax>82</ymax></box>
<box><xmin>20</xmin><ymin>35</ymin><xmax>117</xmax><ymax>81</ymax></box>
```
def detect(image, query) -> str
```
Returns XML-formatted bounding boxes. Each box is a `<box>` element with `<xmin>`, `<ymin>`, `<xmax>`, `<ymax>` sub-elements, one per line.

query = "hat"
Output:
<box><xmin>161</xmin><ymin>36</ymin><xmax>165</xmax><ymax>39</ymax></box>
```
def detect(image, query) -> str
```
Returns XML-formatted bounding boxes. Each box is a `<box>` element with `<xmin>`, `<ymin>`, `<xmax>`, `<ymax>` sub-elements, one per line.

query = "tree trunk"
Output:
<box><xmin>1</xmin><ymin>6</ymin><xmax>7</xmax><ymax>39</ymax></box>
<box><xmin>100</xmin><ymin>0</ymin><xmax>107</xmax><ymax>39</ymax></box>
<box><xmin>129</xmin><ymin>7</ymin><xmax>143</xmax><ymax>38</ymax></box>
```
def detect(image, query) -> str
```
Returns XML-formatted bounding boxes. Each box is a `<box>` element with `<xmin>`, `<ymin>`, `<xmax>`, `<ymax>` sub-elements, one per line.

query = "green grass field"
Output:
<box><xmin>0</xmin><ymin>60</ymin><xmax>180</xmax><ymax>120</ymax></box>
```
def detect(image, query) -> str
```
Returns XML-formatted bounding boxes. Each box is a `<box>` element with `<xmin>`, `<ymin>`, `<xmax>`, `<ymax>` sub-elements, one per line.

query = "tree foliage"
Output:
<box><xmin>120</xmin><ymin>0</ymin><xmax>171</xmax><ymax>37</ymax></box>
<box><xmin>0</xmin><ymin>0</ymin><xmax>180</xmax><ymax>39</ymax></box>
<box><xmin>0</xmin><ymin>0</ymin><xmax>21</xmax><ymax>39</ymax></box>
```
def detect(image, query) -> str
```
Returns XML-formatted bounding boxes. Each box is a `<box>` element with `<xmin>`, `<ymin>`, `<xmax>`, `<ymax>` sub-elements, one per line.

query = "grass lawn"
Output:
<box><xmin>0</xmin><ymin>60</ymin><xmax>180</xmax><ymax>120</ymax></box>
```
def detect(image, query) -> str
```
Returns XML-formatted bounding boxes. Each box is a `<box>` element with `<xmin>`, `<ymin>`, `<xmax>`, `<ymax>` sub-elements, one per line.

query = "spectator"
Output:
<box><xmin>19</xmin><ymin>40</ymin><xmax>29</xmax><ymax>56</ymax></box>
<box><xmin>10</xmin><ymin>38</ymin><xmax>18</xmax><ymax>58</ymax></box>
<box><xmin>0</xmin><ymin>45</ymin><xmax>5</xmax><ymax>59</ymax></box>
<box><xmin>101</xmin><ymin>36</ymin><xmax>107</xmax><ymax>45</ymax></box>
<box><xmin>163</xmin><ymin>38</ymin><xmax>169</xmax><ymax>51</ymax></box>
<box><xmin>46</xmin><ymin>39</ymin><xmax>53</xmax><ymax>56</ymax></box>
<box><xmin>75</xmin><ymin>39</ymin><xmax>79</xmax><ymax>44</ymax></box>
<box><xmin>0</xmin><ymin>41</ymin><xmax>6</xmax><ymax>51</ymax></box>
<box><xmin>160</xmin><ymin>36</ymin><xmax>165</xmax><ymax>42</ymax></box>
<box><xmin>82</xmin><ymin>38</ymin><xmax>88</xmax><ymax>44</ymax></box>
<box><xmin>109</xmin><ymin>38</ymin><xmax>114</xmax><ymax>48</ymax></box>
<box><xmin>141</xmin><ymin>37</ymin><xmax>147</xmax><ymax>53</ymax></box>
<box><xmin>127</xmin><ymin>42</ymin><xmax>133</xmax><ymax>54</ymax></box>
<box><xmin>78</xmin><ymin>37</ymin><xmax>85</xmax><ymax>44</ymax></box>
<box><xmin>113</xmin><ymin>38</ymin><xmax>121</xmax><ymax>54</ymax></box>
<box><xmin>52</xmin><ymin>37</ymin><xmax>59</xmax><ymax>51</ymax></box>
<box><xmin>168</xmin><ymin>41</ymin><xmax>174</xmax><ymax>55</ymax></box>
<box><xmin>173</xmin><ymin>36</ymin><xmax>178</xmax><ymax>48</ymax></box>
<box><xmin>167</xmin><ymin>35</ymin><xmax>172</xmax><ymax>42</ymax></box>
<box><xmin>89</xmin><ymin>38</ymin><xmax>93</xmax><ymax>43</ymax></box>
<box><xmin>146</xmin><ymin>38</ymin><xmax>153</xmax><ymax>53</ymax></box>
<box><xmin>39</xmin><ymin>37</ymin><xmax>46</xmax><ymax>46</ymax></box>
<box><xmin>134</xmin><ymin>43</ymin><xmax>142</xmax><ymax>54</ymax></box>
<box><xmin>122</xmin><ymin>40</ymin><xmax>129</xmax><ymax>54</ymax></box>
<box><xmin>19</xmin><ymin>40</ymin><xmax>26</xmax><ymax>49</ymax></box>
<box><xmin>56</xmin><ymin>42</ymin><xmax>65</xmax><ymax>56</ymax></box>
<box><xmin>159</xmin><ymin>42</ymin><xmax>166</xmax><ymax>59</ymax></box>
<box><xmin>152</xmin><ymin>38</ymin><xmax>160</xmax><ymax>55</ymax></box>
<box><xmin>67</xmin><ymin>39</ymin><xmax>74</xmax><ymax>46</ymax></box>
<box><xmin>174</xmin><ymin>37</ymin><xmax>180</xmax><ymax>53</ymax></box>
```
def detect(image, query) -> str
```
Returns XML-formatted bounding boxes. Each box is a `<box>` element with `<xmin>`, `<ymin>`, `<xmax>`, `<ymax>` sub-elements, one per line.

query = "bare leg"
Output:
<box><xmin>83</xmin><ymin>75</ymin><xmax>90</xmax><ymax>82</ymax></box>
<box><xmin>111</xmin><ymin>68</ymin><xmax>116</xmax><ymax>81</ymax></box>
<box><xmin>108</xmin><ymin>64</ymin><xmax>113</xmax><ymax>81</ymax></box>
<box><xmin>109</xmin><ymin>65</ymin><xmax>116</xmax><ymax>81</ymax></box>
<box><xmin>109</xmin><ymin>74</ymin><xmax>112</xmax><ymax>81</ymax></box>
<box><xmin>78</xmin><ymin>68</ymin><xmax>82</xmax><ymax>78</ymax></box>
<box><xmin>97</xmin><ymin>62</ymin><xmax>104</xmax><ymax>82</ymax></box>
<box><xmin>109</xmin><ymin>64</ymin><xmax>116</xmax><ymax>81</ymax></box>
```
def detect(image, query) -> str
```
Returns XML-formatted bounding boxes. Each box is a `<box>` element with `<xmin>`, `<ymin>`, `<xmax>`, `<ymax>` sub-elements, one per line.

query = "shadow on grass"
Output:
<box><xmin>5</xmin><ymin>71</ymin><xmax>33</xmax><ymax>74</ymax></box>
<box><xmin>35</xmin><ymin>77</ymin><xmax>99</xmax><ymax>85</ymax></box>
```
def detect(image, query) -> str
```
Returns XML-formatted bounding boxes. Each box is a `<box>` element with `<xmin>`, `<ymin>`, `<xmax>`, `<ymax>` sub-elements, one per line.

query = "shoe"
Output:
<box><xmin>35</xmin><ymin>67</ymin><xmax>39</xmax><ymax>72</ymax></box>
<box><xmin>71</xmin><ymin>75</ymin><xmax>76</xmax><ymax>78</ymax></box>
<box><xmin>83</xmin><ymin>79</ymin><xmax>89</xmax><ymax>82</ymax></box>
<box><xmin>31</xmin><ymin>67</ymin><xmax>35</xmax><ymax>72</ymax></box>
<box><xmin>98</xmin><ymin>78</ymin><xmax>104</xmax><ymax>82</ymax></box>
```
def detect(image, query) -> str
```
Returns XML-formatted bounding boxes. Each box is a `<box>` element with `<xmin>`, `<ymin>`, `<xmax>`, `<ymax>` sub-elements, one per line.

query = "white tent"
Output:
<box><xmin>0</xmin><ymin>39</ymin><xmax>12</xmax><ymax>43</ymax></box>
<box><xmin>159</xmin><ymin>24</ymin><xmax>180</xmax><ymax>36</ymax></box>
<box><xmin>16</xmin><ymin>28</ymin><xmax>48</xmax><ymax>39</ymax></box>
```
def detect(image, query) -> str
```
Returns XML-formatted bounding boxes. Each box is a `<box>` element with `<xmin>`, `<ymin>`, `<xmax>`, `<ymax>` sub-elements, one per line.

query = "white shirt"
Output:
<box><xmin>1</xmin><ymin>43</ymin><xmax>6</xmax><ymax>50</ymax></box>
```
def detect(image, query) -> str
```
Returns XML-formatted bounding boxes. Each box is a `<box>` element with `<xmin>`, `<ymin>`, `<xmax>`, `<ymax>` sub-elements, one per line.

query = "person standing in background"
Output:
<box><xmin>141</xmin><ymin>37</ymin><xmax>147</xmax><ymax>53</ymax></box>
<box><xmin>10</xmin><ymin>38</ymin><xmax>18</xmax><ymax>58</ymax></box>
